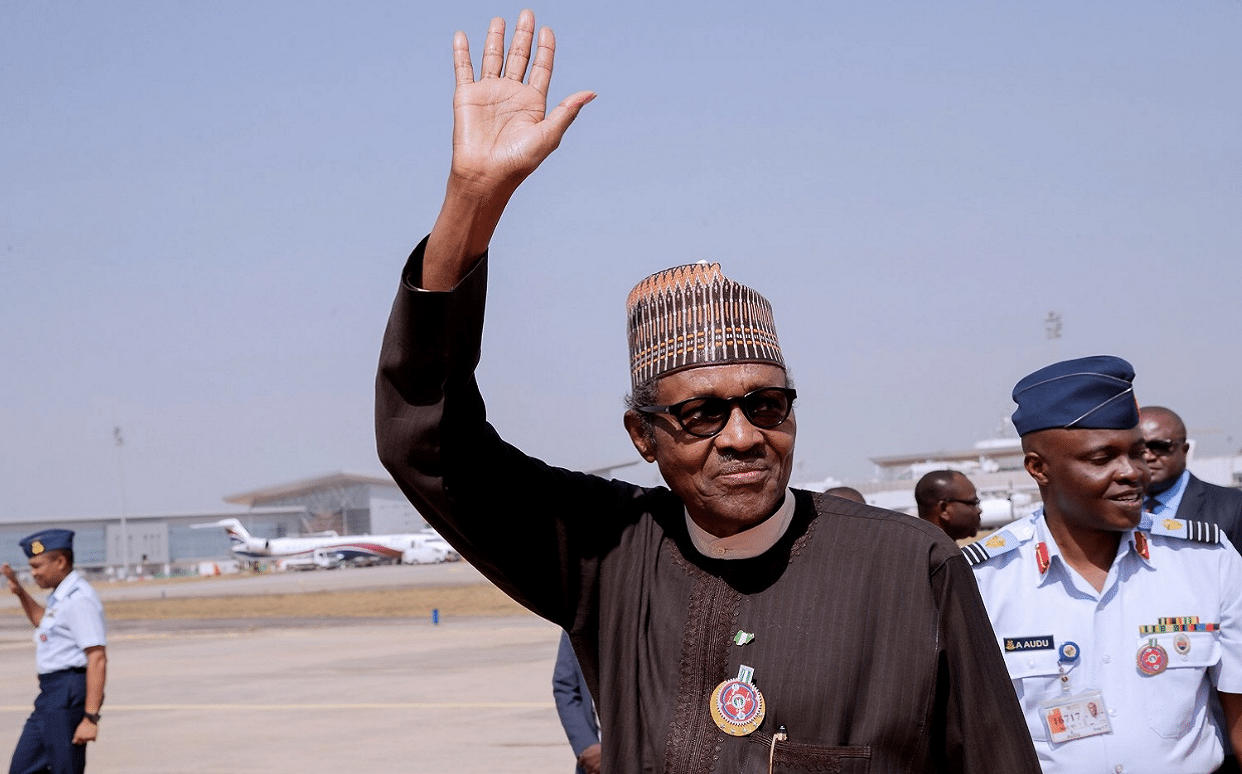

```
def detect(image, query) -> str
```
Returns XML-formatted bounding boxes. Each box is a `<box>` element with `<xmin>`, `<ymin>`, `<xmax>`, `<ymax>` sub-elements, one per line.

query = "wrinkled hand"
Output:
<box><xmin>1</xmin><ymin>563</ymin><xmax>19</xmax><ymax>595</ymax></box>
<box><xmin>448</xmin><ymin>9</ymin><xmax>594</xmax><ymax>198</ymax></box>
<box><xmin>577</xmin><ymin>742</ymin><xmax>602</xmax><ymax>774</ymax></box>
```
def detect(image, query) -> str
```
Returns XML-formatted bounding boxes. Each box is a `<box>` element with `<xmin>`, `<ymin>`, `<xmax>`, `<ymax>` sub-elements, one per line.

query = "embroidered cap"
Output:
<box><xmin>626</xmin><ymin>262</ymin><xmax>784</xmax><ymax>388</ymax></box>
<box><xmin>1011</xmin><ymin>355</ymin><xmax>1139</xmax><ymax>436</ymax></box>
<box><xmin>19</xmin><ymin>529</ymin><xmax>74</xmax><ymax>558</ymax></box>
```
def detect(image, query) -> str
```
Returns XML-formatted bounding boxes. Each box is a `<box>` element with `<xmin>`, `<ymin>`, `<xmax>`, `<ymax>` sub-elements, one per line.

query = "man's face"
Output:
<box><xmin>1026</xmin><ymin>427</ymin><xmax>1149</xmax><ymax>534</ymax></box>
<box><xmin>28</xmin><ymin>552</ymin><xmax>70</xmax><ymax>589</ymax></box>
<box><xmin>1139</xmin><ymin>411</ymin><xmax>1189</xmax><ymax>495</ymax></box>
<box><xmin>629</xmin><ymin>363</ymin><xmax>796</xmax><ymax>538</ymax></box>
<box><xmin>941</xmin><ymin>474</ymin><xmax>983</xmax><ymax>541</ymax></box>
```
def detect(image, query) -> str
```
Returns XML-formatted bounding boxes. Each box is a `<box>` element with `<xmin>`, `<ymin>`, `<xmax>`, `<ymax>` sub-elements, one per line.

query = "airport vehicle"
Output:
<box><xmin>279</xmin><ymin>547</ymin><xmax>345</xmax><ymax>571</ymax></box>
<box><xmin>194</xmin><ymin>518</ymin><xmax>456</xmax><ymax>567</ymax></box>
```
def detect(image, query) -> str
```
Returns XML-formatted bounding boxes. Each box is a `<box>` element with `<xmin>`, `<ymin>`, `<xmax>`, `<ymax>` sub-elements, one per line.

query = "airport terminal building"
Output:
<box><xmin>0</xmin><ymin>472</ymin><xmax>427</xmax><ymax>577</ymax></box>
<box><xmin>5</xmin><ymin>450</ymin><xmax>1238</xmax><ymax>576</ymax></box>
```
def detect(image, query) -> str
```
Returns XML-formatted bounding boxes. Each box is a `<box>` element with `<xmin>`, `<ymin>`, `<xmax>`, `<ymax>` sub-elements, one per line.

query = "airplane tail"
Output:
<box><xmin>191</xmin><ymin>518</ymin><xmax>253</xmax><ymax>549</ymax></box>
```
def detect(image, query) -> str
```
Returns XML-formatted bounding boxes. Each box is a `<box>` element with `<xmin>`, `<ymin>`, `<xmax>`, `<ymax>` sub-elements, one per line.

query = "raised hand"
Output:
<box><xmin>423</xmin><ymin>10</ymin><xmax>594</xmax><ymax>290</ymax></box>
<box><xmin>2</xmin><ymin>563</ymin><xmax>19</xmax><ymax>595</ymax></box>
<box><xmin>449</xmin><ymin>10</ymin><xmax>594</xmax><ymax>196</ymax></box>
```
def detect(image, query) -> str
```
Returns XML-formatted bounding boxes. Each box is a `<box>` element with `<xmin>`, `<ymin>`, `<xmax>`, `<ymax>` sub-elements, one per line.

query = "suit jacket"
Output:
<box><xmin>554</xmin><ymin>631</ymin><xmax>599</xmax><ymax>774</ymax></box>
<box><xmin>1179</xmin><ymin>474</ymin><xmax>1242</xmax><ymax>557</ymax></box>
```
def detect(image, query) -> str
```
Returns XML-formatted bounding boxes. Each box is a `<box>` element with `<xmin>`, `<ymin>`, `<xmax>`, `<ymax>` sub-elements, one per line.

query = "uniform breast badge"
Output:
<box><xmin>1137</xmin><ymin>639</ymin><xmax>1168</xmax><ymax>675</ymax></box>
<box><xmin>1058</xmin><ymin>641</ymin><xmax>1080</xmax><ymax>664</ymax></box>
<box><xmin>710</xmin><ymin>665</ymin><xmax>765</xmax><ymax>736</ymax></box>
<box><xmin>1035</xmin><ymin>542</ymin><xmax>1051</xmax><ymax>574</ymax></box>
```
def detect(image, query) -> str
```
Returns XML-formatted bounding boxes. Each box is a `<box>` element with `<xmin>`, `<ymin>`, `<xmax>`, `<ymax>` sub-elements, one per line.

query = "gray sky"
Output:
<box><xmin>3</xmin><ymin>1</ymin><xmax>1240</xmax><ymax>521</ymax></box>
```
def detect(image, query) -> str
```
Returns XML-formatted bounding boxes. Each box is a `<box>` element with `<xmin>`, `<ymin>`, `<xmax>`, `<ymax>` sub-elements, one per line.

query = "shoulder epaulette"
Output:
<box><xmin>961</xmin><ymin>523</ymin><xmax>1033</xmax><ymax>566</ymax></box>
<box><xmin>1144</xmin><ymin>517</ymin><xmax>1222</xmax><ymax>545</ymax></box>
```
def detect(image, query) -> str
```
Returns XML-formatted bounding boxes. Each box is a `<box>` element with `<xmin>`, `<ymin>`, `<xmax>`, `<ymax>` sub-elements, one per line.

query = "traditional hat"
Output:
<box><xmin>19</xmin><ymin>528</ymin><xmax>74</xmax><ymax>558</ymax></box>
<box><xmin>1011</xmin><ymin>355</ymin><xmax>1139</xmax><ymax>436</ymax></box>
<box><xmin>626</xmin><ymin>262</ymin><xmax>784</xmax><ymax>388</ymax></box>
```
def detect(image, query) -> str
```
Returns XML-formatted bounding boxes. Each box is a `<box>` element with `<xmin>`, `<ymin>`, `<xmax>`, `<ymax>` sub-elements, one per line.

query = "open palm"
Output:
<box><xmin>448</xmin><ymin>11</ymin><xmax>593</xmax><ymax>194</ymax></box>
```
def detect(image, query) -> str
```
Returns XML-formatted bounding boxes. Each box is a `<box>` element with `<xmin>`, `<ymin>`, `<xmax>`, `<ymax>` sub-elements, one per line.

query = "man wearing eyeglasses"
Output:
<box><xmin>376</xmin><ymin>11</ymin><xmax>1039</xmax><ymax>773</ymax></box>
<box><xmin>915</xmin><ymin>470</ymin><xmax>983</xmax><ymax>541</ymax></box>
<box><xmin>1139</xmin><ymin>406</ymin><xmax>1242</xmax><ymax>556</ymax></box>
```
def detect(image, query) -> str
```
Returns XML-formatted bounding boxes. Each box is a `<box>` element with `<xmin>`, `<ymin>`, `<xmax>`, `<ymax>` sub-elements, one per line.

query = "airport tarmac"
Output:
<box><xmin>0</xmin><ymin>565</ymin><xmax>576</xmax><ymax>773</ymax></box>
<box><xmin>0</xmin><ymin>561</ymin><xmax>492</xmax><ymax>609</ymax></box>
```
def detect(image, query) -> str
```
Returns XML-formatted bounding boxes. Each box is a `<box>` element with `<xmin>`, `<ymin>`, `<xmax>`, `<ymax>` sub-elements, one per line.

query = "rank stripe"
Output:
<box><xmin>1192</xmin><ymin>520</ymin><xmax>1220</xmax><ymax>543</ymax></box>
<box><xmin>961</xmin><ymin>542</ymin><xmax>989</xmax><ymax>565</ymax></box>
<box><xmin>1147</xmin><ymin>518</ymin><xmax>1222</xmax><ymax>544</ymax></box>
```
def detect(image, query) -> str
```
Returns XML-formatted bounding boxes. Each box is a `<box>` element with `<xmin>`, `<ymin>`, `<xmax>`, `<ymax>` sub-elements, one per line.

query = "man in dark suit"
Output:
<box><xmin>1140</xmin><ymin>406</ymin><xmax>1242</xmax><ymax>556</ymax></box>
<box><xmin>914</xmin><ymin>470</ymin><xmax>983</xmax><ymax>541</ymax></box>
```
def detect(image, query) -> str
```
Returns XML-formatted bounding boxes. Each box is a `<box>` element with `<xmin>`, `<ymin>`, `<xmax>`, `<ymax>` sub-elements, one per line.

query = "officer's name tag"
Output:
<box><xmin>1040</xmin><ymin>689</ymin><xmax>1112</xmax><ymax>744</ymax></box>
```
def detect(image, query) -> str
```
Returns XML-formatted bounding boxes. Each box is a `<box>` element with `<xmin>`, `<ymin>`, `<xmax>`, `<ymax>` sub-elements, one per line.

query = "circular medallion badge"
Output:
<box><xmin>709</xmin><ymin>678</ymin><xmax>765</xmax><ymax>736</ymax></box>
<box><xmin>1173</xmin><ymin>633</ymin><xmax>1191</xmax><ymax>656</ymax></box>
<box><xmin>1137</xmin><ymin>642</ymin><xmax>1169</xmax><ymax>675</ymax></box>
<box><xmin>1058</xmin><ymin>641</ymin><xmax>1080</xmax><ymax>664</ymax></box>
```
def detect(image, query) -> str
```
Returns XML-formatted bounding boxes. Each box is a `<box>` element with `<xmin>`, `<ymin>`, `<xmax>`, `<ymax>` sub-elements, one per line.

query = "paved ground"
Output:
<box><xmin>0</xmin><ymin>566</ymin><xmax>575</xmax><ymax>773</ymax></box>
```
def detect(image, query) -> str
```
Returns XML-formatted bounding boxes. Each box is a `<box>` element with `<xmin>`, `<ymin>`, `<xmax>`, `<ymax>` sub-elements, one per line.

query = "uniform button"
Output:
<box><xmin>1109</xmin><ymin>708</ymin><xmax>1116</xmax><ymax>717</ymax></box>
<box><xmin>1102</xmin><ymin>655</ymin><xmax>1112</xmax><ymax>663</ymax></box>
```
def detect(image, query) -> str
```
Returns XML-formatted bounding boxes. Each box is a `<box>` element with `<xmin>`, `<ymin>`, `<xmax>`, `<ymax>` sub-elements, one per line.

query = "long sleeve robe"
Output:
<box><xmin>376</xmin><ymin>240</ymin><xmax>1040</xmax><ymax>774</ymax></box>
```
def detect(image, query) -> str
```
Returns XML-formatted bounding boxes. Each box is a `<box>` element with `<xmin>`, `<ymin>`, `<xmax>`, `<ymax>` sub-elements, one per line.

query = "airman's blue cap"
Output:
<box><xmin>19</xmin><ymin>529</ymin><xmax>74</xmax><ymax>558</ymax></box>
<box><xmin>1011</xmin><ymin>355</ymin><xmax>1139</xmax><ymax>436</ymax></box>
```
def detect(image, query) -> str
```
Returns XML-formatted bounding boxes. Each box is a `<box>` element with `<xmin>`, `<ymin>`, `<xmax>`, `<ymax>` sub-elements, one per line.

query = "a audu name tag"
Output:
<box><xmin>1040</xmin><ymin>689</ymin><xmax>1112</xmax><ymax>744</ymax></box>
<box><xmin>1005</xmin><ymin>635</ymin><xmax>1054</xmax><ymax>652</ymax></box>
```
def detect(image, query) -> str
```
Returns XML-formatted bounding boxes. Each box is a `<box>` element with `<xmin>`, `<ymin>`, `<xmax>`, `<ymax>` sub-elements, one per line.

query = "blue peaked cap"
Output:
<box><xmin>19</xmin><ymin>529</ymin><xmax>74</xmax><ymax>558</ymax></box>
<box><xmin>1011</xmin><ymin>355</ymin><xmax>1139</xmax><ymax>436</ymax></box>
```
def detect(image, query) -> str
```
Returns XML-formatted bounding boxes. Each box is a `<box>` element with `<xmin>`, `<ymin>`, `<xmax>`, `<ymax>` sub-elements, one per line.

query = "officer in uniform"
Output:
<box><xmin>2</xmin><ymin>529</ymin><xmax>107</xmax><ymax>774</ymax></box>
<box><xmin>966</xmin><ymin>356</ymin><xmax>1242</xmax><ymax>774</ymax></box>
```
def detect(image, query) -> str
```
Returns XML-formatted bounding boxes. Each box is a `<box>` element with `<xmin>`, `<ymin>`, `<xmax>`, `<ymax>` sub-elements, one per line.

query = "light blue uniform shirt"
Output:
<box><xmin>970</xmin><ymin>511</ymin><xmax>1242</xmax><ymax>774</ymax></box>
<box><xmin>1147</xmin><ymin>469</ymin><xmax>1191</xmax><ymax>519</ymax></box>
<box><xmin>35</xmin><ymin>570</ymin><xmax>106</xmax><ymax>674</ymax></box>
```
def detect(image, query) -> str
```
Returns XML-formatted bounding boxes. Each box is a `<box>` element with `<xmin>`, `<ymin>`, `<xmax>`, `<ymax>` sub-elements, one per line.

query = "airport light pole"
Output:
<box><xmin>1045</xmin><ymin>311</ymin><xmax>1062</xmax><ymax>361</ymax></box>
<box><xmin>113</xmin><ymin>426</ymin><xmax>130</xmax><ymax>579</ymax></box>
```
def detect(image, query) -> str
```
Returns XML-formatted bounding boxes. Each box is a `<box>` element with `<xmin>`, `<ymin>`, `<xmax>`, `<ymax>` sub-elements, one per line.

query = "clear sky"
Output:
<box><xmin>3</xmin><ymin>1</ymin><xmax>1240</xmax><ymax>521</ymax></box>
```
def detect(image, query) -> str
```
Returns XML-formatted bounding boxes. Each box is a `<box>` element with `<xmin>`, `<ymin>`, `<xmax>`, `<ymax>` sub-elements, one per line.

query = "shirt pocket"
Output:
<box><xmin>746</xmin><ymin>733</ymin><xmax>870</xmax><ymax>773</ymax></box>
<box><xmin>1139</xmin><ymin>631</ymin><xmax>1220</xmax><ymax>738</ymax></box>
<box><xmin>1003</xmin><ymin>648</ymin><xmax>1063</xmax><ymax>742</ymax></box>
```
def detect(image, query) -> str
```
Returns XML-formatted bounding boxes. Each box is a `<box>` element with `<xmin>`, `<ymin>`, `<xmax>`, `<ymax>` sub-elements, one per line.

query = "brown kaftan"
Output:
<box><xmin>376</xmin><ymin>241</ymin><xmax>1040</xmax><ymax>774</ymax></box>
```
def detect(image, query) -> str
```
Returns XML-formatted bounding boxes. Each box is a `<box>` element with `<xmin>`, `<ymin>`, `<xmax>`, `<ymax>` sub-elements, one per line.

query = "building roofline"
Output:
<box><xmin>223</xmin><ymin>471</ymin><xmax>397</xmax><ymax>506</ymax></box>
<box><xmin>1</xmin><ymin>506</ymin><xmax>308</xmax><ymax>527</ymax></box>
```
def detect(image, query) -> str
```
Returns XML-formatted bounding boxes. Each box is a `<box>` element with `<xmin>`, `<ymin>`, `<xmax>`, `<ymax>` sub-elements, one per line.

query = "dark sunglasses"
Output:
<box><xmin>941</xmin><ymin>498</ymin><xmax>981</xmax><ymax>507</ymax></box>
<box><xmin>636</xmin><ymin>387</ymin><xmax>797</xmax><ymax>438</ymax></box>
<box><xmin>1144</xmin><ymin>439</ymin><xmax>1184</xmax><ymax>456</ymax></box>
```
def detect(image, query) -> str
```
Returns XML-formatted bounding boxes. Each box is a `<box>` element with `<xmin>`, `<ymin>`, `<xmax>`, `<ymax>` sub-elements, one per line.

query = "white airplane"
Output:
<box><xmin>193</xmin><ymin>518</ymin><xmax>455</xmax><ymax>567</ymax></box>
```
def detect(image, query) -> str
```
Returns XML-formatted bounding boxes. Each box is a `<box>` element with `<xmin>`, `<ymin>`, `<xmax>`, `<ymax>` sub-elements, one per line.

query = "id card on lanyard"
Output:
<box><xmin>1040</xmin><ymin>689</ymin><xmax>1112</xmax><ymax>743</ymax></box>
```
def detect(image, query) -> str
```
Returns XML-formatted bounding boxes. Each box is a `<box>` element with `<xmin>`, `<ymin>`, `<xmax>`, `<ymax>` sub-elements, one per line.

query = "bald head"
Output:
<box><xmin>915</xmin><ymin>470</ymin><xmax>981</xmax><ymax>540</ymax></box>
<box><xmin>1139</xmin><ymin>405</ymin><xmax>1190</xmax><ymax>495</ymax></box>
<box><xmin>824</xmin><ymin>486</ymin><xmax>865</xmax><ymax>504</ymax></box>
